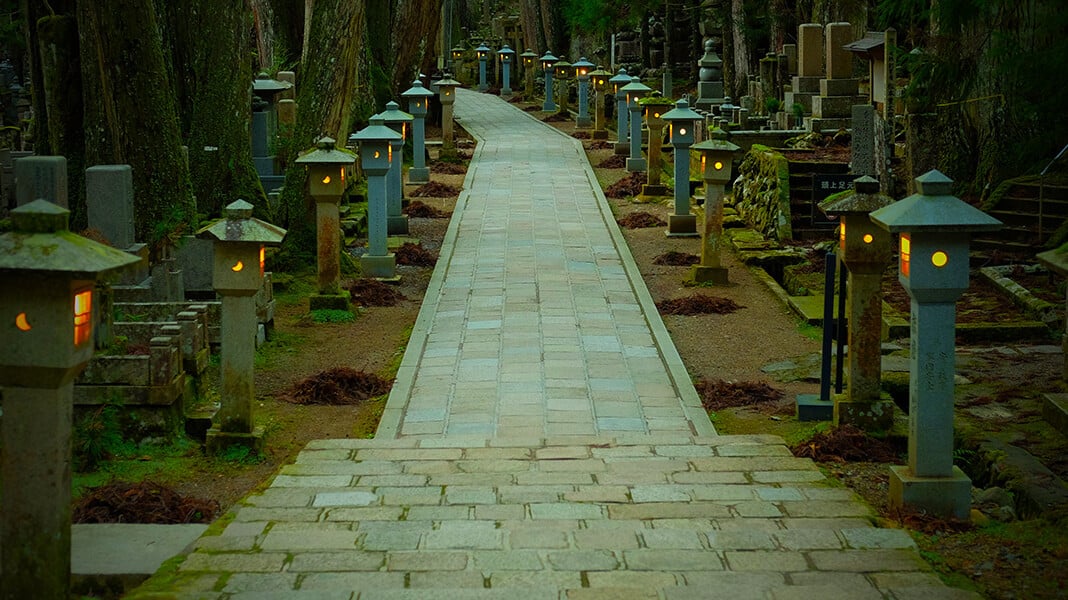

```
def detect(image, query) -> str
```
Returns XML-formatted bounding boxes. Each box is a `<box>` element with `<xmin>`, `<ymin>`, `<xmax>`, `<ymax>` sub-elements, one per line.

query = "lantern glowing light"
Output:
<box><xmin>900</xmin><ymin>234</ymin><xmax>911</xmax><ymax>277</ymax></box>
<box><xmin>15</xmin><ymin>312</ymin><xmax>30</xmax><ymax>331</ymax></box>
<box><xmin>714</xmin><ymin>161</ymin><xmax>723</xmax><ymax>170</ymax></box>
<box><xmin>931</xmin><ymin>251</ymin><xmax>948</xmax><ymax>268</ymax></box>
<box><xmin>231</xmin><ymin>260</ymin><xmax>244</xmax><ymax>272</ymax></box>
<box><xmin>863</xmin><ymin>233</ymin><xmax>874</xmax><ymax>244</ymax></box>
<box><xmin>322</xmin><ymin>176</ymin><xmax>331</xmax><ymax>184</ymax></box>
<box><xmin>73</xmin><ymin>289</ymin><xmax>92</xmax><ymax>346</ymax></box>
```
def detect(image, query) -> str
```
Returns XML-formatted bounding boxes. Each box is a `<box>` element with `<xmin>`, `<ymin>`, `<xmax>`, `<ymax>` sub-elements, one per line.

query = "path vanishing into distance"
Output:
<box><xmin>131</xmin><ymin>88</ymin><xmax>976</xmax><ymax>600</ymax></box>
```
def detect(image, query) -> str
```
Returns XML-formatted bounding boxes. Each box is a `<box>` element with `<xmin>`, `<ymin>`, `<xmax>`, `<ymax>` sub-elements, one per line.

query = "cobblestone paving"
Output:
<box><xmin>129</xmin><ymin>91</ymin><xmax>978</xmax><ymax>599</ymax></box>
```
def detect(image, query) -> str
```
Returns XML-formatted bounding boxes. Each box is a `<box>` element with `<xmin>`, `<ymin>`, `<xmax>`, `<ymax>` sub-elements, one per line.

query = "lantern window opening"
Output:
<box><xmin>73</xmin><ymin>288</ymin><xmax>93</xmax><ymax>347</ymax></box>
<box><xmin>931</xmin><ymin>250</ymin><xmax>949</xmax><ymax>268</ymax></box>
<box><xmin>701</xmin><ymin>156</ymin><xmax>706</xmax><ymax>169</ymax></box>
<box><xmin>260</xmin><ymin>246</ymin><xmax>266</xmax><ymax>276</ymax></box>
<box><xmin>863</xmin><ymin>233</ymin><xmax>874</xmax><ymax>244</ymax></box>
<box><xmin>15</xmin><ymin>311</ymin><xmax>31</xmax><ymax>332</ymax></box>
<box><xmin>714</xmin><ymin>161</ymin><xmax>724</xmax><ymax>170</ymax></box>
<box><xmin>840</xmin><ymin>222</ymin><xmax>846</xmax><ymax>247</ymax></box>
<box><xmin>232</xmin><ymin>260</ymin><xmax>244</xmax><ymax>272</ymax></box>
<box><xmin>900</xmin><ymin>234</ymin><xmax>911</xmax><ymax>278</ymax></box>
<box><xmin>679</xmin><ymin>127</ymin><xmax>687</xmax><ymax>136</ymax></box>
<box><xmin>322</xmin><ymin>175</ymin><xmax>332</xmax><ymax>185</ymax></box>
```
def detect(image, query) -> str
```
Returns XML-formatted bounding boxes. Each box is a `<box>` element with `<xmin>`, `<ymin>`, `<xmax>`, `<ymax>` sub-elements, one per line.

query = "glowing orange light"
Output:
<box><xmin>15</xmin><ymin>312</ymin><xmax>31</xmax><ymax>332</ymax></box>
<box><xmin>322</xmin><ymin>175</ymin><xmax>331</xmax><ymax>184</ymax></box>
<box><xmin>701</xmin><ymin>156</ymin><xmax>706</xmax><ymax>169</ymax></box>
<box><xmin>714</xmin><ymin>161</ymin><xmax>723</xmax><ymax>170</ymax></box>
<box><xmin>259</xmin><ymin>246</ymin><xmax>266</xmax><ymax>276</ymax></box>
<box><xmin>839</xmin><ymin>221</ymin><xmax>846</xmax><ymax>248</ymax></box>
<box><xmin>232</xmin><ymin>260</ymin><xmax>244</xmax><ymax>272</ymax></box>
<box><xmin>73</xmin><ymin>289</ymin><xmax>92</xmax><ymax>346</ymax></box>
<box><xmin>654</xmin><ymin>112</ymin><xmax>661</xmax><ymax>118</ymax></box>
<box><xmin>374</xmin><ymin>151</ymin><xmax>381</xmax><ymax>159</ymax></box>
<box><xmin>863</xmin><ymin>233</ymin><xmax>874</xmax><ymax>244</ymax></box>
<box><xmin>900</xmin><ymin>234</ymin><xmax>911</xmax><ymax>278</ymax></box>
<box><xmin>931</xmin><ymin>251</ymin><xmax>948</xmax><ymax>268</ymax></box>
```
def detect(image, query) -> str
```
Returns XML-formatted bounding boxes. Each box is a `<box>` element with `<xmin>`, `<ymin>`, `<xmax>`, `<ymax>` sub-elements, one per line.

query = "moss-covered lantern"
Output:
<box><xmin>588</xmin><ymin>66</ymin><xmax>612</xmax><ymax>139</ymax></box>
<box><xmin>435</xmin><ymin>74</ymin><xmax>461</xmax><ymax>151</ymax></box>
<box><xmin>690</xmin><ymin>130</ymin><xmax>741</xmax><ymax>284</ymax></box>
<box><xmin>870</xmin><ymin>169</ymin><xmax>1003</xmax><ymax>520</ymax></box>
<box><xmin>295</xmin><ymin>136</ymin><xmax>356</xmax><ymax>306</ymax></box>
<box><xmin>0</xmin><ymin>199</ymin><xmax>139</xmax><ymax>598</ymax></box>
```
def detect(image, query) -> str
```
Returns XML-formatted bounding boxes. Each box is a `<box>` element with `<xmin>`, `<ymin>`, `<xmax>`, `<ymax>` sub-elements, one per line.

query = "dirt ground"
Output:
<box><xmin>76</xmin><ymin>100</ymin><xmax>1068</xmax><ymax>598</ymax></box>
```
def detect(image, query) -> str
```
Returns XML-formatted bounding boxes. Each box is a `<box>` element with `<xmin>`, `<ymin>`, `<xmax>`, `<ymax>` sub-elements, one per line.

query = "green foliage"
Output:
<box><xmin>100</xmin><ymin>335</ymin><xmax>130</xmax><ymax>356</ymax></box>
<box><xmin>792</xmin><ymin>102</ymin><xmax>805</xmax><ymax>124</ymax></box>
<box><xmin>214</xmin><ymin>444</ymin><xmax>264</xmax><ymax>465</ymax></box>
<box><xmin>560</xmin><ymin>0</ymin><xmax>660</xmax><ymax>37</ymax></box>
<box><xmin>764</xmin><ymin>97</ymin><xmax>782</xmax><ymax>114</ymax></box>
<box><xmin>73</xmin><ymin>397</ymin><xmax>134</xmax><ymax>471</ymax></box>
<box><xmin>310</xmin><ymin>308</ymin><xmax>355</xmax><ymax>323</ymax></box>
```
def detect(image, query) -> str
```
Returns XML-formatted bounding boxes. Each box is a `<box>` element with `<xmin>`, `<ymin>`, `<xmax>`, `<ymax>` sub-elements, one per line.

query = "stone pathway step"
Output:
<box><xmin>129</xmin><ymin>434</ymin><xmax>976</xmax><ymax>599</ymax></box>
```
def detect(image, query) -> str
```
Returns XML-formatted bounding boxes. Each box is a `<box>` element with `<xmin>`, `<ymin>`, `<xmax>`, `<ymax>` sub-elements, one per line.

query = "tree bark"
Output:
<box><xmin>160</xmin><ymin>1</ymin><xmax>267</xmax><ymax>217</ymax></box>
<box><xmin>391</xmin><ymin>0</ymin><xmax>443</xmax><ymax>89</ymax></box>
<box><xmin>78</xmin><ymin>0</ymin><xmax>196</xmax><ymax>253</ymax></box>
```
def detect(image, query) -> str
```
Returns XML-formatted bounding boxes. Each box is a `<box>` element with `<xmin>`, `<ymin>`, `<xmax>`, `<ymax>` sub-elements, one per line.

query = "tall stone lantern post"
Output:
<box><xmin>436</xmin><ymin>74</ymin><xmax>461</xmax><ymax>153</ymax></box>
<box><xmin>521</xmin><ymin>49</ymin><xmax>538</xmax><ymax>98</ymax></box>
<box><xmin>589</xmin><ymin>67</ymin><xmax>612</xmax><ymax>139</ymax></box>
<box><xmin>0</xmin><ymin>200</ymin><xmax>138</xmax><ymax>599</ymax></box>
<box><xmin>573</xmin><ymin>57</ymin><xmax>594</xmax><ymax>128</ymax></box>
<box><xmin>638</xmin><ymin>94</ymin><xmax>672</xmax><ymax>198</ymax></box>
<box><xmin>402</xmin><ymin>79</ymin><xmax>435</xmax><ymax>184</ymax></box>
<box><xmin>870</xmin><ymin>170</ymin><xmax>1002</xmax><ymax>519</ymax></box>
<box><xmin>661</xmin><ymin>99</ymin><xmax>702</xmax><ymax>236</ymax></box>
<box><xmin>379</xmin><ymin>101</ymin><xmax>414</xmax><ymax>235</ymax></box>
<box><xmin>198</xmin><ymin>200</ymin><xmax>286</xmax><ymax>453</ymax></box>
<box><xmin>351</xmin><ymin>118</ymin><xmax>402</xmax><ymax>281</ymax></box>
<box><xmin>476</xmin><ymin>41</ymin><xmax>491</xmax><ymax>92</ymax></box>
<box><xmin>295</xmin><ymin>136</ymin><xmax>356</xmax><ymax>311</ymax></box>
<box><xmin>553</xmin><ymin>58</ymin><xmax>573</xmax><ymax>115</ymax></box>
<box><xmin>610</xmin><ymin>68</ymin><xmax>632</xmax><ymax>154</ymax></box>
<box><xmin>691</xmin><ymin>130</ymin><xmax>741</xmax><ymax>284</ymax></box>
<box><xmin>498</xmin><ymin>44</ymin><xmax>515</xmax><ymax>99</ymax></box>
<box><xmin>450</xmin><ymin>46</ymin><xmax>464</xmax><ymax>80</ymax></box>
<box><xmin>819</xmin><ymin>175</ymin><xmax>896</xmax><ymax>429</ymax></box>
<box><xmin>620</xmin><ymin>77</ymin><xmax>651</xmax><ymax>172</ymax></box>
<box><xmin>540</xmin><ymin>51</ymin><xmax>558</xmax><ymax>112</ymax></box>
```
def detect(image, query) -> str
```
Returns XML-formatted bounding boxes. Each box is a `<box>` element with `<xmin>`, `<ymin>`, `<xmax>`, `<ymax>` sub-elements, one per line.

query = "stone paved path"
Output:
<box><xmin>130</xmin><ymin>90</ymin><xmax>977</xmax><ymax>599</ymax></box>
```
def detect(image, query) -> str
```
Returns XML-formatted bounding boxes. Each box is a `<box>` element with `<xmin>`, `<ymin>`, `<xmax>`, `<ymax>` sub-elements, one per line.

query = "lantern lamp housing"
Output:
<box><xmin>197</xmin><ymin>199</ymin><xmax>287</xmax><ymax>296</ymax></box>
<box><xmin>295</xmin><ymin>136</ymin><xmax>356</xmax><ymax>200</ymax></box>
<box><xmin>435</xmin><ymin>75</ymin><xmax>461</xmax><ymax>105</ymax></box>
<box><xmin>539</xmin><ymin>51</ymin><xmax>558</xmax><ymax>72</ymax></box>
<box><xmin>818</xmin><ymin>175</ymin><xmax>894</xmax><ymax>269</ymax></box>
<box><xmin>520</xmin><ymin>49</ymin><xmax>538</xmax><ymax>67</ymax></box>
<box><xmin>379</xmin><ymin>101</ymin><xmax>414</xmax><ymax>140</ymax></box>
<box><xmin>401</xmin><ymin>79</ymin><xmax>435</xmax><ymax>117</ymax></box>
<box><xmin>619</xmin><ymin>77</ymin><xmax>652</xmax><ymax>107</ymax></box>
<box><xmin>350</xmin><ymin>117</ymin><xmax>402</xmax><ymax>176</ymax></box>
<box><xmin>692</xmin><ymin>130</ymin><xmax>740</xmax><ymax>184</ymax></box>
<box><xmin>476</xmin><ymin>42</ymin><xmax>491</xmax><ymax>61</ymax></box>
<box><xmin>451</xmin><ymin>46</ymin><xmax>464</xmax><ymax>61</ymax></box>
<box><xmin>609</xmin><ymin>68</ymin><xmax>631</xmax><ymax>94</ymax></box>
<box><xmin>573</xmin><ymin>57</ymin><xmax>594</xmax><ymax>79</ymax></box>
<box><xmin>553</xmin><ymin>59</ymin><xmax>572</xmax><ymax>80</ymax></box>
<box><xmin>661</xmin><ymin>99</ymin><xmax>702</xmax><ymax>147</ymax></box>
<box><xmin>498</xmin><ymin>44</ymin><xmax>515</xmax><ymax>64</ymax></box>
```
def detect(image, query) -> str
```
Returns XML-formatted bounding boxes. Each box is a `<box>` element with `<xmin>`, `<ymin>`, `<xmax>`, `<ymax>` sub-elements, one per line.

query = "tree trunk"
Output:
<box><xmin>78</xmin><ymin>0</ymin><xmax>195</xmax><ymax>253</ymax></box>
<box><xmin>160</xmin><ymin>1</ymin><xmax>267</xmax><ymax>217</ymax></box>
<box><xmin>729</xmin><ymin>0</ymin><xmax>750</xmax><ymax>99</ymax></box>
<box><xmin>391</xmin><ymin>0</ymin><xmax>443</xmax><ymax>90</ymax></box>
<box><xmin>278</xmin><ymin>0</ymin><xmax>364</xmax><ymax>254</ymax></box>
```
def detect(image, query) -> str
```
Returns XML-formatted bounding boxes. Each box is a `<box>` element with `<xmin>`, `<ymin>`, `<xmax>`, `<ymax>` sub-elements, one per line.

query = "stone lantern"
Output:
<box><xmin>573</xmin><ymin>57</ymin><xmax>595</xmax><ymax>128</ymax></box>
<box><xmin>351</xmin><ymin>117</ymin><xmax>403</xmax><ymax>280</ymax></box>
<box><xmin>620</xmin><ymin>77</ymin><xmax>652</xmax><ymax>172</ymax></box>
<box><xmin>197</xmin><ymin>200</ymin><xmax>286</xmax><ymax>453</ymax></box>
<box><xmin>610</xmin><ymin>68</ymin><xmax>632</xmax><ymax>154</ymax></box>
<box><xmin>450</xmin><ymin>45</ymin><xmax>464</xmax><ymax>77</ymax></box>
<box><xmin>0</xmin><ymin>199</ymin><xmax>138</xmax><ymax>598</ymax></box>
<box><xmin>435</xmin><ymin>74</ymin><xmax>462</xmax><ymax>152</ymax></box>
<box><xmin>870</xmin><ymin>170</ymin><xmax>1002</xmax><ymax>519</ymax></box>
<box><xmin>520</xmin><ymin>49</ymin><xmax>538</xmax><ymax>98</ymax></box>
<box><xmin>378</xmin><ymin>101</ymin><xmax>414</xmax><ymax>235</ymax></box>
<box><xmin>497</xmin><ymin>44</ymin><xmax>515</xmax><ymax>98</ymax></box>
<box><xmin>819</xmin><ymin>175</ymin><xmax>895</xmax><ymax>429</ymax></box>
<box><xmin>402</xmin><ymin>79</ymin><xmax>435</xmax><ymax>184</ymax></box>
<box><xmin>661</xmin><ymin>99</ymin><xmax>702</xmax><ymax>236</ymax></box>
<box><xmin>295</xmin><ymin>136</ymin><xmax>356</xmax><ymax>310</ymax></box>
<box><xmin>690</xmin><ymin>129</ymin><xmax>741</xmax><ymax>284</ymax></box>
<box><xmin>476</xmin><ymin>42</ymin><xmax>491</xmax><ymax>92</ymax></box>
<box><xmin>553</xmin><ymin>58</ymin><xmax>573</xmax><ymax>115</ymax></box>
<box><xmin>589</xmin><ymin>66</ymin><xmax>612</xmax><ymax>139</ymax></box>
<box><xmin>638</xmin><ymin>94</ymin><xmax>673</xmax><ymax>198</ymax></box>
<box><xmin>540</xmin><ymin>51</ymin><xmax>558</xmax><ymax>112</ymax></box>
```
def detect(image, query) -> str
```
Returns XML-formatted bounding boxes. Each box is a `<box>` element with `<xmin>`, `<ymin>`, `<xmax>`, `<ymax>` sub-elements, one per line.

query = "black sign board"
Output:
<box><xmin>811</xmin><ymin>173</ymin><xmax>856</xmax><ymax>224</ymax></box>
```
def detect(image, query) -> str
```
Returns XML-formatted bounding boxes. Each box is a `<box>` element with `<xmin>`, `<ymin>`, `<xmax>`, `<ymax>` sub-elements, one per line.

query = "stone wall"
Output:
<box><xmin>733</xmin><ymin>145</ymin><xmax>793</xmax><ymax>241</ymax></box>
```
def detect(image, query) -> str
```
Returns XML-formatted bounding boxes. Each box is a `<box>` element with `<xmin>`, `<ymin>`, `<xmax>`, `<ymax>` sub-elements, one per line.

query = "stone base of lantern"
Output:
<box><xmin>889</xmin><ymin>465</ymin><xmax>972</xmax><ymax>521</ymax></box>
<box><xmin>501</xmin><ymin>91</ymin><xmax>513</xmax><ymax>101</ymax></box>
<box><xmin>795</xmin><ymin>393</ymin><xmax>833</xmax><ymax>421</ymax></box>
<box><xmin>577</xmin><ymin>115</ymin><xmax>592</xmax><ymax>128</ymax></box>
<box><xmin>408</xmin><ymin>167</ymin><xmax>430</xmax><ymax>184</ymax></box>
<box><xmin>206</xmin><ymin>426</ymin><xmax>265</xmax><ymax>456</ymax></box>
<box><xmin>691</xmin><ymin>264</ymin><xmax>729</xmax><ymax>286</ymax></box>
<box><xmin>387</xmin><ymin>215</ymin><xmax>410</xmax><ymax>236</ymax></box>
<box><xmin>361</xmin><ymin>254</ymin><xmax>398</xmax><ymax>281</ymax></box>
<box><xmin>615</xmin><ymin>141</ymin><xmax>629</xmax><ymax>155</ymax></box>
<box><xmin>309</xmin><ymin>293</ymin><xmax>350</xmax><ymax>312</ymax></box>
<box><xmin>666</xmin><ymin>214</ymin><xmax>698</xmax><ymax>237</ymax></box>
<box><xmin>834</xmin><ymin>396</ymin><xmax>896</xmax><ymax>430</ymax></box>
<box><xmin>626</xmin><ymin>157</ymin><xmax>647</xmax><ymax>173</ymax></box>
<box><xmin>637</xmin><ymin>184</ymin><xmax>669</xmax><ymax>201</ymax></box>
<box><xmin>592</xmin><ymin>130</ymin><xmax>609</xmax><ymax>140</ymax></box>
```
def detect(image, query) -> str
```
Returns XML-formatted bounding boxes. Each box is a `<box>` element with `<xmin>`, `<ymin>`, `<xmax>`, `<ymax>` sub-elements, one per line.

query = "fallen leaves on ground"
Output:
<box><xmin>286</xmin><ymin>367</ymin><xmax>393</xmax><ymax>405</ymax></box>
<box><xmin>598</xmin><ymin>154</ymin><xmax>627</xmax><ymax>169</ymax></box>
<box><xmin>410</xmin><ymin>182</ymin><xmax>461</xmax><ymax>197</ymax></box>
<box><xmin>347</xmin><ymin>278</ymin><xmax>405</xmax><ymax>306</ymax></box>
<box><xmin>403</xmin><ymin>200</ymin><xmax>451</xmax><ymax>218</ymax></box>
<box><xmin>653</xmin><ymin>251</ymin><xmax>700</xmax><ymax>266</ymax></box>
<box><xmin>572</xmin><ymin>131</ymin><xmax>591</xmax><ymax>139</ymax></box>
<box><xmin>73</xmin><ymin>481</ymin><xmax>219</xmax><ymax>524</ymax></box>
<box><xmin>605</xmin><ymin>172</ymin><xmax>645</xmax><ymax>197</ymax></box>
<box><xmin>695</xmin><ymin>379</ymin><xmax>784</xmax><ymax>411</ymax></box>
<box><xmin>542</xmin><ymin>113</ymin><xmax>568</xmax><ymax>122</ymax></box>
<box><xmin>395</xmin><ymin>242</ymin><xmax>438</xmax><ymax>267</ymax></box>
<box><xmin>655</xmin><ymin>294</ymin><xmax>743</xmax><ymax>315</ymax></box>
<box><xmin>586</xmin><ymin>140</ymin><xmax>613</xmax><ymax>150</ymax></box>
<box><xmin>430</xmin><ymin>161</ymin><xmax>467</xmax><ymax>174</ymax></box>
<box><xmin>616</xmin><ymin>211</ymin><xmax>666</xmax><ymax>228</ymax></box>
<box><xmin>790</xmin><ymin>424</ymin><xmax>902</xmax><ymax>463</ymax></box>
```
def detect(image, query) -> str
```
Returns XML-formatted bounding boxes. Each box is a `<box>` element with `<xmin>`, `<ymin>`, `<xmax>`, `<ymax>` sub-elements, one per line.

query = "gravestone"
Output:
<box><xmin>695</xmin><ymin>39</ymin><xmax>725</xmax><ymax>112</ymax></box>
<box><xmin>851</xmin><ymin>104</ymin><xmax>876</xmax><ymax>177</ymax></box>
<box><xmin>15</xmin><ymin>155</ymin><xmax>67</xmax><ymax>208</ymax></box>
<box><xmin>86</xmin><ymin>165</ymin><xmax>135</xmax><ymax>249</ymax></box>
<box><xmin>785</xmin><ymin>23</ymin><xmax>824</xmax><ymax>116</ymax></box>
<box><xmin>810</xmin><ymin>23</ymin><xmax>863</xmax><ymax>131</ymax></box>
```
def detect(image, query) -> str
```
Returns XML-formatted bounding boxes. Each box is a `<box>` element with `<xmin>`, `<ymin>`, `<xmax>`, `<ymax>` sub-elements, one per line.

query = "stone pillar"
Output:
<box><xmin>785</xmin><ymin>23</ymin><xmax>823</xmax><ymax>118</ymax></box>
<box><xmin>639</xmin><ymin>107</ymin><xmax>669</xmax><ymax>198</ymax></box>
<box><xmin>577</xmin><ymin>76</ymin><xmax>592</xmax><ymax>128</ymax></box>
<box><xmin>696</xmin><ymin>179</ymin><xmax>727</xmax><ymax>283</ymax></box>
<box><xmin>277</xmin><ymin>99</ymin><xmax>296</xmax><ymax>129</ymax></box>
<box><xmin>542</xmin><ymin>69</ymin><xmax>557</xmax><ymax>112</ymax></box>
<box><xmin>811</xmin><ymin>22</ymin><xmax>860</xmax><ymax>131</ymax></box>
<box><xmin>363</xmin><ymin>166</ymin><xmax>396</xmax><ymax>279</ymax></box>
<box><xmin>86</xmin><ymin>165</ymin><xmax>135</xmax><ymax>249</ymax></box>
<box><xmin>315</xmin><ymin>197</ymin><xmax>342</xmax><ymax>295</ymax></box>
<box><xmin>851</xmin><ymin>104</ymin><xmax>876</xmax><ymax>177</ymax></box>
<box><xmin>15</xmin><ymin>155</ymin><xmax>67</xmax><ymax>208</ymax></box>
<box><xmin>615</xmin><ymin>89</ymin><xmax>630</xmax><ymax>154</ymax></box>
<box><xmin>409</xmin><ymin>113</ymin><xmax>429</xmax><ymax>184</ymax></box>
<box><xmin>626</xmin><ymin>101</ymin><xmax>646</xmax><ymax>172</ymax></box>
<box><xmin>387</xmin><ymin>134</ymin><xmax>407</xmax><ymax>235</ymax></box>
<box><xmin>209</xmin><ymin>293</ymin><xmax>262</xmax><ymax>450</ymax></box>
<box><xmin>277</xmin><ymin>70</ymin><xmax>296</xmax><ymax>100</ymax></box>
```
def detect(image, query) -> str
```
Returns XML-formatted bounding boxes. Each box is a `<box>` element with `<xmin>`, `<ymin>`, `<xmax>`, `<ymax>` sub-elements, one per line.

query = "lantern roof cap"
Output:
<box><xmin>661</xmin><ymin>99</ymin><xmax>702</xmax><ymax>122</ymax></box>
<box><xmin>1036</xmin><ymin>243</ymin><xmax>1068</xmax><ymax>277</ymax></box>
<box><xmin>692</xmin><ymin>137</ymin><xmax>740</xmax><ymax>154</ymax></box>
<box><xmin>0</xmin><ymin>199</ymin><xmax>140</xmax><ymax>276</ymax></box>
<box><xmin>378</xmin><ymin>101</ymin><xmax>413</xmax><ymax>123</ymax></box>
<box><xmin>476</xmin><ymin>42</ymin><xmax>491</xmax><ymax>53</ymax></box>
<box><xmin>520</xmin><ymin>49</ymin><xmax>538</xmax><ymax>58</ymax></box>
<box><xmin>197</xmin><ymin>199</ymin><xmax>287</xmax><ymax>245</ymax></box>
<box><xmin>609</xmin><ymin>68</ymin><xmax>631</xmax><ymax>84</ymax></box>
<box><xmin>401</xmin><ymin>79</ymin><xmax>435</xmax><ymax>99</ymax></box>
<box><xmin>554</xmin><ymin>58</ymin><xmax>572</xmax><ymax>68</ymax></box>
<box><xmin>572</xmin><ymin>57</ymin><xmax>594</xmax><ymax>69</ymax></box>
<box><xmin>870</xmin><ymin>170</ymin><xmax>1003</xmax><ymax>233</ymax></box>
<box><xmin>589</xmin><ymin>66</ymin><xmax>611</xmax><ymax>77</ymax></box>
<box><xmin>620</xmin><ymin>77</ymin><xmax>652</xmax><ymax>94</ymax></box>
<box><xmin>819</xmin><ymin>175</ymin><xmax>895</xmax><ymax>215</ymax></box>
<box><xmin>436</xmin><ymin>74</ymin><xmax>462</xmax><ymax>88</ymax></box>
<box><xmin>253</xmin><ymin>72</ymin><xmax>292</xmax><ymax>94</ymax></box>
<box><xmin>295</xmin><ymin>136</ymin><xmax>357</xmax><ymax>165</ymax></box>
<box><xmin>497</xmin><ymin>44</ymin><xmax>515</xmax><ymax>55</ymax></box>
<box><xmin>539</xmin><ymin>51</ymin><xmax>558</xmax><ymax>63</ymax></box>
<box><xmin>349</xmin><ymin>119</ymin><xmax>402</xmax><ymax>143</ymax></box>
